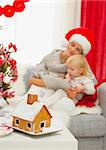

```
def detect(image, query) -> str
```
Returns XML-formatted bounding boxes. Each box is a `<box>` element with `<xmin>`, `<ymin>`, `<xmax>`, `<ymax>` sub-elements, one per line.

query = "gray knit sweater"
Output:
<box><xmin>34</xmin><ymin>49</ymin><xmax>67</xmax><ymax>77</ymax></box>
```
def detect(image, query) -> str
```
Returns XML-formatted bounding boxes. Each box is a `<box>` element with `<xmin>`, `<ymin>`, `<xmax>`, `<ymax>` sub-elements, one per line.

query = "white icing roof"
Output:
<box><xmin>12</xmin><ymin>101</ymin><xmax>45</xmax><ymax>121</ymax></box>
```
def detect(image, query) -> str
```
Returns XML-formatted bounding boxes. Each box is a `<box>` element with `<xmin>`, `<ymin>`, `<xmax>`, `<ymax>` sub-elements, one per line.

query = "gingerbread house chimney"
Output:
<box><xmin>27</xmin><ymin>94</ymin><xmax>38</xmax><ymax>105</ymax></box>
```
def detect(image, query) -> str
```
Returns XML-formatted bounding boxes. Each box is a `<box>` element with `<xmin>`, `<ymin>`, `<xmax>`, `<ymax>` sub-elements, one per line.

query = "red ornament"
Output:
<box><xmin>0</xmin><ymin>6</ymin><xmax>3</xmax><ymax>16</ymax></box>
<box><xmin>3</xmin><ymin>5</ymin><xmax>15</xmax><ymax>17</ymax></box>
<box><xmin>13</xmin><ymin>1</ymin><xmax>25</xmax><ymax>12</ymax></box>
<box><xmin>0</xmin><ymin>0</ymin><xmax>30</xmax><ymax>18</ymax></box>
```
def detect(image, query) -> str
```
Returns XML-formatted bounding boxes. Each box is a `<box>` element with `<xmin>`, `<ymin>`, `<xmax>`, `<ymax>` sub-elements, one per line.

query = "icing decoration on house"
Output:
<box><xmin>12</xmin><ymin>94</ymin><xmax>52</xmax><ymax>133</ymax></box>
<box><xmin>0</xmin><ymin>0</ymin><xmax>30</xmax><ymax>18</ymax></box>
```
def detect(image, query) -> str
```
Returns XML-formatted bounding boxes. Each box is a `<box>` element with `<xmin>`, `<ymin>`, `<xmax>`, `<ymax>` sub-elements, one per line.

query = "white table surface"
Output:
<box><xmin>0</xmin><ymin>124</ymin><xmax>78</xmax><ymax>150</ymax></box>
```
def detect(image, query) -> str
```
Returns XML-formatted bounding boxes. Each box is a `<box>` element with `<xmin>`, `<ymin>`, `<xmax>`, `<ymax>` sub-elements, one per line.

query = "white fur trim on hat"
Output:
<box><xmin>69</xmin><ymin>34</ymin><xmax>91</xmax><ymax>55</ymax></box>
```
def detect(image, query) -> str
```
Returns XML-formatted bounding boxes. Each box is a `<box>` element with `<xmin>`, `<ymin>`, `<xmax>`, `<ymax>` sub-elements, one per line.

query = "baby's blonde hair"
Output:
<box><xmin>66</xmin><ymin>54</ymin><xmax>89</xmax><ymax>76</ymax></box>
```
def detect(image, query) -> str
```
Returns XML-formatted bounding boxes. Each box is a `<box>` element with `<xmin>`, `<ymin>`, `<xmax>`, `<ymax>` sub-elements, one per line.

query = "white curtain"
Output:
<box><xmin>0</xmin><ymin>0</ymin><xmax>81</xmax><ymax>64</ymax></box>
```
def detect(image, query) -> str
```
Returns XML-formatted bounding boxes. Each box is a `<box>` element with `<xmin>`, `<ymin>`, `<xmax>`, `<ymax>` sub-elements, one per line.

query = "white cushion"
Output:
<box><xmin>12</xmin><ymin>64</ymin><xmax>33</xmax><ymax>96</ymax></box>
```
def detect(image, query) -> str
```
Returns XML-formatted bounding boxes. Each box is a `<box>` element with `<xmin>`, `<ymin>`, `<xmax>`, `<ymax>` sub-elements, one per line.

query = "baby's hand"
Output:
<box><xmin>75</xmin><ymin>84</ymin><xmax>84</xmax><ymax>93</ymax></box>
<box><xmin>65</xmin><ymin>73</ymin><xmax>71</xmax><ymax>81</ymax></box>
<box><xmin>65</xmin><ymin>88</ymin><xmax>77</xmax><ymax>99</ymax></box>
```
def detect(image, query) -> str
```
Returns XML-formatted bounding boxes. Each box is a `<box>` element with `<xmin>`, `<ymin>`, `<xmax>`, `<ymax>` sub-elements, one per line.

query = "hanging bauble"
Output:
<box><xmin>0</xmin><ymin>0</ymin><xmax>30</xmax><ymax>18</ymax></box>
<box><xmin>3</xmin><ymin>5</ymin><xmax>15</xmax><ymax>18</ymax></box>
<box><xmin>13</xmin><ymin>1</ymin><xmax>25</xmax><ymax>12</ymax></box>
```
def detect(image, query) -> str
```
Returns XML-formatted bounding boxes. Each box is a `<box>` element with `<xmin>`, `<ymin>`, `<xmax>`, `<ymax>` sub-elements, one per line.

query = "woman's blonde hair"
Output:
<box><xmin>66</xmin><ymin>54</ymin><xmax>89</xmax><ymax>76</ymax></box>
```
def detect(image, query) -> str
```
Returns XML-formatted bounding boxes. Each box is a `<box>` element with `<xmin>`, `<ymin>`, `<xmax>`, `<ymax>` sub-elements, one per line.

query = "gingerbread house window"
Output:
<box><xmin>27</xmin><ymin>122</ymin><xmax>32</xmax><ymax>128</ymax></box>
<box><xmin>15</xmin><ymin>119</ymin><xmax>20</xmax><ymax>125</ymax></box>
<box><xmin>40</xmin><ymin>122</ymin><xmax>45</xmax><ymax>128</ymax></box>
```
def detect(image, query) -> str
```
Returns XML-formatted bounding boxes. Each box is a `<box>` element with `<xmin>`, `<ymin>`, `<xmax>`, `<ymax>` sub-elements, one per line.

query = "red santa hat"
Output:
<box><xmin>62</xmin><ymin>27</ymin><xmax>95</xmax><ymax>55</ymax></box>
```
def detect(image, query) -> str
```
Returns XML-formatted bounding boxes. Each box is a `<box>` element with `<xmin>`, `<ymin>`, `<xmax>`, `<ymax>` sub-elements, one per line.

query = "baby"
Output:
<box><xmin>65</xmin><ymin>54</ymin><xmax>95</xmax><ymax>102</ymax></box>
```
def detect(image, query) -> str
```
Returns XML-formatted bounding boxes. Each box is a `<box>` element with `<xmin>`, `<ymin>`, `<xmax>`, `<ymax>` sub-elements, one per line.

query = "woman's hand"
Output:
<box><xmin>28</xmin><ymin>77</ymin><xmax>46</xmax><ymax>87</ymax></box>
<box><xmin>65</xmin><ymin>88</ymin><xmax>77</xmax><ymax>99</ymax></box>
<box><xmin>28</xmin><ymin>78</ymin><xmax>34</xmax><ymax>86</ymax></box>
<box><xmin>75</xmin><ymin>84</ymin><xmax>84</xmax><ymax>93</ymax></box>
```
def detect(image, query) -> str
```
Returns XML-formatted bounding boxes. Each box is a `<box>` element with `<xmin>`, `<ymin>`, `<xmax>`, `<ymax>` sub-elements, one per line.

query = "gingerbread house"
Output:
<box><xmin>12</xmin><ymin>94</ymin><xmax>52</xmax><ymax>133</ymax></box>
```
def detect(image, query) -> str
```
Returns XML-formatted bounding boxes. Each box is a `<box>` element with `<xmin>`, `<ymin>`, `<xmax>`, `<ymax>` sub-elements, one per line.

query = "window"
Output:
<box><xmin>15</xmin><ymin>119</ymin><xmax>20</xmax><ymax>125</ymax></box>
<box><xmin>27</xmin><ymin>122</ymin><xmax>32</xmax><ymax>128</ymax></box>
<box><xmin>40</xmin><ymin>122</ymin><xmax>45</xmax><ymax>128</ymax></box>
